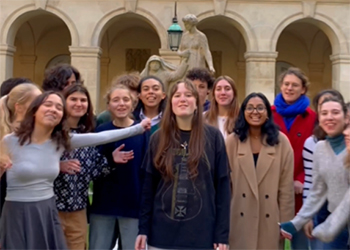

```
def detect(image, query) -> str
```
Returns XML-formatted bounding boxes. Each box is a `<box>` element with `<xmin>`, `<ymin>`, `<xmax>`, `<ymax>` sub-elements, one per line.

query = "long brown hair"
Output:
<box><xmin>15</xmin><ymin>91</ymin><xmax>71</xmax><ymax>150</ymax></box>
<box><xmin>205</xmin><ymin>76</ymin><xmax>239</xmax><ymax>135</ymax></box>
<box><xmin>63</xmin><ymin>84</ymin><xmax>94</xmax><ymax>133</ymax></box>
<box><xmin>154</xmin><ymin>79</ymin><xmax>205</xmax><ymax>180</ymax></box>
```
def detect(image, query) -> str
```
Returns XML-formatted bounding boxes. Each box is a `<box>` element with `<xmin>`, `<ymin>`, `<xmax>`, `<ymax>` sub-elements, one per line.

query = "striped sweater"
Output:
<box><xmin>302</xmin><ymin>136</ymin><xmax>318</xmax><ymax>202</ymax></box>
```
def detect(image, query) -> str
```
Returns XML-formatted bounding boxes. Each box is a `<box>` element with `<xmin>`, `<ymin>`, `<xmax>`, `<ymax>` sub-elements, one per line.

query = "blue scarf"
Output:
<box><xmin>274</xmin><ymin>93</ymin><xmax>310</xmax><ymax>131</ymax></box>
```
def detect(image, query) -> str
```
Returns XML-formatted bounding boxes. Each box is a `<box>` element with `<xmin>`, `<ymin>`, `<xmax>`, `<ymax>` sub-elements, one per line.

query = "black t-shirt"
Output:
<box><xmin>138</xmin><ymin>124</ymin><xmax>230</xmax><ymax>249</ymax></box>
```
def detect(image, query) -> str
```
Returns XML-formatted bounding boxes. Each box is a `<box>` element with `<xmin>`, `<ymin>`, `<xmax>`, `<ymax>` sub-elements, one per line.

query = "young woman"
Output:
<box><xmin>272</xmin><ymin>67</ymin><xmax>317</xmax><ymax>249</ymax></box>
<box><xmin>0</xmin><ymin>83</ymin><xmax>41</xmax><ymax>217</ymax></box>
<box><xmin>301</xmin><ymin>90</ymin><xmax>344</xmax><ymax>249</ymax></box>
<box><xmin>133</xmin><ymin>76</ymin><xmax>167</xmax><ymax>134</ymax></box>
<box><xmin>226</xmin><ymin>92</ymin><xmax>294</xmax><ymax>249</ymax></box>
<box><xmin>135</xmin><ymin>80</ymin><xmax>230</xmax><ymax>250</ymax></box>
<box><xmin>204</xmin><ymin>76</ymin><xmax>239</xmax><ymax>140</ymax></box>
<box><xmin>280</xmin><ymin>96</ymin><xmax>349</xmax><ymax>250</ymax></box>
<box><xmin>54</xmin><ymin>84</ymin><xmax>113</xmax><ymax>250</ymax></box>
<box><xmin>0</xmin><ymin>91</ymin><xmax>150</xmax><ymax>249</ymax></box>
<box><xmin>89</xmin><ymin>84</ymin><xmax>149</xmax><ymax>250</ymax></box>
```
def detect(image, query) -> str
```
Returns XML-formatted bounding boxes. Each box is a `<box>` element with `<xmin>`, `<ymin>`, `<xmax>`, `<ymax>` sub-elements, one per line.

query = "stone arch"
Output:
<box><xmin>271</xmin><ymin>13</ymin><xmax>347</xmax><ymax>55</ymax></box>
<box><xmin>0</xmin><ymin>4</ymin><xmax>79</xmax><ymax>46</ymax></box>
<box><xmin>91</xmin><ymin>7</ymin><xmax>166</xmax><ymax>49</ymax></box>
<box><xmin>196</xmin><ymin>10</ymin><xmax>257</xmax><ymax>51</ymax></box>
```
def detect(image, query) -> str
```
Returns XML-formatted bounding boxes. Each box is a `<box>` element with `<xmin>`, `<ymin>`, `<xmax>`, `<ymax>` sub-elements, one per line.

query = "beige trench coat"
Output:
<box><xmin>226</xmin><ymin>132</ymin><xmax>295</xmax><ymax>250</ymax></box>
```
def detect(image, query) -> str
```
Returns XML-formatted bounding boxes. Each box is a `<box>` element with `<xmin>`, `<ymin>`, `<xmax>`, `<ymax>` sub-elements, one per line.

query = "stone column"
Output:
<box><xmin>308</xmin><ymin>63</ymin><xmax>325</xmax><ymax>99</ymax></box>
<box><xmin>330</xmin><ymin>54</ymin><xmax>350</xmax><ymax>102</ymax></box>
<box><xmin>69</xmin><ymin>46</ymin><xmax>102</xmax><ymax>112</ymax></box>
<box><xmin>245</xmin><ymin>51</ymin><xmax>278</xmax><ymax>103</ymax></box>
<box><xmin>0</xmin><ymin>44</ymin><xmax>16</xmax><ymax>83</ymax></box>
<box><xmin>99</xmin><ymin>57</ymin><xmax>110</xmax><ymax>113</ymax></box>
<box><xmin>159</xmin><ymin>49</ymin><xmax>181</xmax><ymax>66</ymax></box>
<box><xmin>20</xmin><ymin>55</ymin><xmax>37</xmax><ymax>81</ymax></box>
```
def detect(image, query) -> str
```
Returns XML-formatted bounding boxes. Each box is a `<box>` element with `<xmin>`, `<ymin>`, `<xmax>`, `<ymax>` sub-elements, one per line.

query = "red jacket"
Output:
<box><xmin>271</xmin><ymin>106</ymin><xmax>317</xmax><ymax>213</ymax></box>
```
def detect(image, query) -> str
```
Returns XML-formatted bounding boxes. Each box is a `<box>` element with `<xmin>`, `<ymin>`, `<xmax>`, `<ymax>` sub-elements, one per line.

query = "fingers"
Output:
<box><xmin>135</xmin><ymin>235</ymin><xmax>146</xmax><ymax>250</ymax></box>
<box><xmin>116</xmin><ymin>144</ymin><xmax>125</xmax><ymax>151</ymax></box>
<box><xmin>59</xmin><ymin>160</ymin><xmax>81</xmax><ymax>174</ymax></box>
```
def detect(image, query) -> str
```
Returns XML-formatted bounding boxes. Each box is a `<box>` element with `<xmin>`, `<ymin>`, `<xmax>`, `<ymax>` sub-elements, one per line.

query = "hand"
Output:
<box><xmin>112</xmin><ymin>144</ymin><xmax>134</xmax><ymax>163</ymax></box>
<box><xmin>135</xmin><ymin>234</ymin><xmax>147</xmax><ymax>250</ymax></box>
<box><xmin>180</xmin><ymin>50</ymin><xmax>191</xmax><ymax>58</ymax></box>
<box><xmin>279</xmin><ymin>221</ymin><xmax>297</xmax><ymax>240</ymax></box>
<box><xmin>140</xmin><ymin>118</ymin><xmax>151</xmax><ymax>131</ymax></box>
<box><xmin>294</xmin><ymin>181</ymin><xmax>303</xmax><ymax>194</ymax></box>
<box><xmin>0</xmin><ymin>154</ymin><xmax>12</xmax><ymax>171</ymax></box>
<box><xmin>60</xmin><ymin>159</ymin><xmax>81</xmax><ymax>174</ymax></box>
<box><xmin>209</xmin><ymin>65</ymin><xmax>215</xmax><ymax>74</ymax></box>
<box><xmin>213</xmin><ymin>243</ymin><xmax>228</xmax><ymax>250</ymax></box>
<box><xmin>303</xmin><ymin>220</ymin><xmax>314</xmax><ymax>239</ymax></box>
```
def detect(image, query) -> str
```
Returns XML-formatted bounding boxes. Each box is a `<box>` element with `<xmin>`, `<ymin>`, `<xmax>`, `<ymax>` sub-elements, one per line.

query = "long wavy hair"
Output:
<box><xmin>63</xmin><ymin>84</ymin><xmax>95</xmax><ymax>133</ymax></box>
<box><xmin>0</xmin><ymin>83</ymin><xmax>40</xmax><ymax>140</ymax></box>
<box><xmin>154</xmin><ymin>79</ymin><xmax>205</xmax><ymax>180</ymax></box>
<box><xmin>205</xmin><ymin>76</ymin><xmax>239</xmax><ymax>135</ymax></box>
<box><xmin>42</xmin><ymin>64</ymin><xmax>81</xmax><ymax>92</ymax></box>
<box><xmin>15</xmin><ymin>91</ymin><xmax>71</xmax><ymax>151</ymax></box>
<box><xmin>234</xmin><ymin>92</ymin><xmax>280</xmax><ymax>146</ymax></box>
<box><xmin>312</xmin><ymin>89</ymin><xmax>344</xmax><ymax>141</ymax></box>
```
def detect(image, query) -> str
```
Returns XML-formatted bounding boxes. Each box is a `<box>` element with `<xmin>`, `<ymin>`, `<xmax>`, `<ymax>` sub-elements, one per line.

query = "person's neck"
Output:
<box><xmin>249</xmin><ymin>127</ymin><xmax>262</xmax><ymax>139</ymax></box>
<box><xmin>67</xmin><ymin>116</ymin><xmax>80</xmax><ymax>129</ymax></box>
<box><xmin>218</xmin><ymin>106</ymin><xmax>229</xmax><ymax>117</ymax></box>
<box><xmin>31</xmin><ymin>124</ymin><xmax>52</xmax><ymax>144</ymax></box>
<box><xmin>113</xmin><ymin>117</ymin><xmax>134</xmax><ymax>128</ymax></box>
<box><xmin>176</xmin><ymin>116</ymin><xmax>192</xmax><ymax>131</ymax></box>
<box><xmin>12</xmin><ymin>118</ymin><xmax>22</xmax><ymax>131</ymax></box>
<box><xmin>143</xmin><ymin>106</ymin><xmax>159</xmax><ymax>119</ymax></box>
<box><xmin>189</xmin><ymin>27</ymin><xmax>197</xmax><ymax>34</ymax></box>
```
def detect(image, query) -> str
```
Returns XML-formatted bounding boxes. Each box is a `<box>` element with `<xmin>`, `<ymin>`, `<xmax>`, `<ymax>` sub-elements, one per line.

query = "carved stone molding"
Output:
<box><xmin>35</xmin><ymin>0</ymin><xmax>48</xmax><ymax>10</ymax></box>
<box><xmin>302</xmin><ymin>1</ymin><xmax>316</xmax><ymax>18</ymax></box>
<box><xmin>213</xmin><ymin>0</ymin><xmax>227</xmax><ymax>15</ymax></box>
<box><xmin>125</xmin><ymin>0</ymin><xmax>138</xmax><ymax>12</ymax></box>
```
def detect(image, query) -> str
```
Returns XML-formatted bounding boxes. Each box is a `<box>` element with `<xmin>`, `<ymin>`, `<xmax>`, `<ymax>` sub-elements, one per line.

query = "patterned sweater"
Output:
<box><xmin>54</xmin><ymin>129</ymin><xmax>110</xmax><ymax>212</ymax></box>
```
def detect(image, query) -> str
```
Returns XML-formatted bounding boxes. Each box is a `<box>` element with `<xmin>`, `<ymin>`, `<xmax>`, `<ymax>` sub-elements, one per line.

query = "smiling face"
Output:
<box><xmin>319</xmin><ymin>101</ymin><xmax>347</xmax><ymax>137</ymax></box>
<box><xmin>171</xmin><ymin>83</ymin><xmax>197</xmax><ymax>118</ymax></box>
<box><xmin>280</xmin><ymin>74</ymin><xmax>306</xmax><ymax>104</ymax></box>
<box><xmin>66</xmin><ymin>91</ymin><xmax>88</xmax><ymax>119</ymax></box>
<box><xmin>35</xmin><ymin>94</ymin><xmax>64</xmax><ymax>129</ymax></box>
<box><xmin>244</xmin><ymin>96</ymin><xmax>268</xmax><ymax>127</ymax></box>
<box><xmin>139</xmin><ymin>79</ymin><xmax>166</xmax><ymax>109</ymax></box>
<box><xmin>214</xmin><ymin>79</ymin><xmax>234</xmax><ymax>107</ymax></box>
<box><xmin>108</xmin><ymin>88</ymin><xmax>133</xmax><ymax>119</ymax></box>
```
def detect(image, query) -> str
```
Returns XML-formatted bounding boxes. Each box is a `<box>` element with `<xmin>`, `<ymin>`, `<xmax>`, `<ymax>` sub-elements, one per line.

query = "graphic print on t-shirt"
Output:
<box><xmin>162</xmin><ymin>141</ymin><xmax>202</xmax><ymax>221</ymax></box>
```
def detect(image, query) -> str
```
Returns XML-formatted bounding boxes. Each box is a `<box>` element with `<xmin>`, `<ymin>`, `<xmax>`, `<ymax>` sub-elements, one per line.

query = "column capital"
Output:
<box><xmin>244</xmin><ymin>51</ymin><xmax>278</xmax><ymax>62</ymax></box>
<box><xmin>308</xmin><ymin>63</ymin><xmax>324</xmax><ymax>72</ymax></box>
<box><xmin>69</xmin><ymin>46</ymin><xmax>102</xmax><ymax>58</ymax></box>
<box><xmin>330</xmin><ymin>54</ymin><xmax>350</xmax><ymax>65</ymax></box>
<box><xmin>0</xmin><ymin>44</ymin><xmax>16</xmax><ymax>56</ymax></box>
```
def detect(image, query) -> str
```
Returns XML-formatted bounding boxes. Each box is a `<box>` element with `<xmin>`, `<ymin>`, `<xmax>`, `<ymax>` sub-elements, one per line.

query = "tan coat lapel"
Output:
<box><xmin>237</xmin><ymin>137</ymin><xmax>258</xmax><ymax>199</ymax></box>
<box><xmin>256</xmin><ymin>143</ymin><xmax>275</xmax><ymax>185</ymax></box>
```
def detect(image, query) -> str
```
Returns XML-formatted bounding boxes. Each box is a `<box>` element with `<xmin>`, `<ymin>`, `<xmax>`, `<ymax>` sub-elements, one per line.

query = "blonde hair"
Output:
<box><xmin>0</xmin><ymin>83</ymin><xmax>40</xmax><ymax>140</ymax></box>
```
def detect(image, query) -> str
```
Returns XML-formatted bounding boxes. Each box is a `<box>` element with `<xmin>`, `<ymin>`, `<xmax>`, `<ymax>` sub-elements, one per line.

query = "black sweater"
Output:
<box><xmin>138</xmin><ymin>124</ymin><xmax>231</xmax><ymax>249</ymax></box>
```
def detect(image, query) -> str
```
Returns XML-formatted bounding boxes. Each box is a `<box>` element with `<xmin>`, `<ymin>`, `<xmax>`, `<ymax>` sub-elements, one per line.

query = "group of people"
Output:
<box><xmin>0</xmin><ymin>63</ymin><xmax>349</xmax><ymax>250</ymax></box>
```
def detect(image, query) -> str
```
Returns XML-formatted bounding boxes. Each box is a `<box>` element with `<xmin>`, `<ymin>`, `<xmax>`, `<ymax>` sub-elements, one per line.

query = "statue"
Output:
<box><xmin>140</xmin><ymin>55</ymin><xmax>188</xmax><ymax>92</ymax></box>
<box><xmin>178</xmin><ymin>14</ymin><xmax>215</xmax><ymax>74</ymax></box>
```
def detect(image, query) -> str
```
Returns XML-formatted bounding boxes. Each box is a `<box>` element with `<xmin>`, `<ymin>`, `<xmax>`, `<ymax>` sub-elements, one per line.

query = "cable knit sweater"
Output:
<box><xmin>291</xmin><ymin>139</ymin><xmax>349</xmax><ymax>230</ymax></box>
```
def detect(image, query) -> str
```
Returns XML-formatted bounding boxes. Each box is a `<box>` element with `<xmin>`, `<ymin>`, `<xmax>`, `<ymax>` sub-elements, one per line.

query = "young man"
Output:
<box><xmin>186</xmin><ymin>68</ymin><xmax>214</xmax><ymax>112</ymax></box>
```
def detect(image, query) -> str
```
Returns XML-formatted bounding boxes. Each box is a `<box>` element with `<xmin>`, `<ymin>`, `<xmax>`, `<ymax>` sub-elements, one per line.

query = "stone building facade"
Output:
<box><xmin>0</xmin><ymin>0</ymin><xmax>349</xmax><ymax>112</ymax></box>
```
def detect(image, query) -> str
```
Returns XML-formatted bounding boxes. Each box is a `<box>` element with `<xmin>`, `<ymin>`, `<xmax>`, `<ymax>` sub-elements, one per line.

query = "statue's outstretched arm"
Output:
<box><xmin>168</xmin><ymin>59</ymin><xmax>189</xmax><ymax>82</ymax></box>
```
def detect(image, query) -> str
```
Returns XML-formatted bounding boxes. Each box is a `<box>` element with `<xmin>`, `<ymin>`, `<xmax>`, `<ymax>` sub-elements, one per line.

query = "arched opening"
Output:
<box><xmin>276</xmin><ymin>19</ymin><xmax>332</xmax><ymax>100</ymax></box>
<box><xmin>11</xmin><ymin>11</ymin><xmax>71</xmax><ymax>85</ymax></box>
<box><xmin>98</xmin><ymin>13</ymin><xmax>161</xmax><ymax>110</ymax></box>
<box><xmin>197</xmin><ymin>16</ymin><xmax>247</xmax><ymax>102</ymax></box>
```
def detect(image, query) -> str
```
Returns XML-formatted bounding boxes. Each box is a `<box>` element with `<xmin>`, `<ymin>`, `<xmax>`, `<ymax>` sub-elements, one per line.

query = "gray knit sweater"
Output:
<box><xmin>292</xmin><ymin>140</ymin><xmax>349</xmax><ymax>230</ymax></box>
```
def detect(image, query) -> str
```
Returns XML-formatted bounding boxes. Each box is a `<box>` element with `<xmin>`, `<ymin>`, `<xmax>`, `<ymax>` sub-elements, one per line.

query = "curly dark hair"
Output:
<box><xmin>15</xmin><ymin>91</ymin><xmax>71</xmax><ymax>151</ymax></box>
<box><xmin>186</xmin><ymin>68</ymin><xmax>215</xmax><ymax>89</ymax></box>
<box><xmin>42</xmin><ymin>64</ymin><xmax>81</xmax><ymax>92</ymax></box>
<box><xmin>63</xmin><ymin>84</ymin><xmax>95</xmax><ymax>133</ymax></box>
<box><xmin>234</xmin><ymin>92</ymin><xmax>280</xmax><ymax>146</ymax></box>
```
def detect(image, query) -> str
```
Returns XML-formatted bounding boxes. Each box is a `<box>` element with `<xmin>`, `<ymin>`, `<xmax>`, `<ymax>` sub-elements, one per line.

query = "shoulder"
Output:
<box><xmin>95</xmin><ymin>121</ymin><xmax>114</xmax><ymax>132</ymax></box>
<box><xmin>304</xmin><ymin>107</ymin><xmax>317</xmax><ymax>120</ymax></box>
<box><xmin>314</xmin><ymin>140</ymin><xmax>328</xmax><ymax>154</ymax></box>
<box><xmin>3</xmin><ymin>133</ymin><xmax>17</xmax><ymax>145</ymax></box>
<box><xmin>304</xmin><ymin>136</ymin><xmax>317</xmax><ymax>147</ymax></box>
<box><xmin>204</xmin><ymin>124</ymin><xmax>222</xmax><ymax>139</ymax></box>
<box><xmin>277</xmin><ymin>132</ymin><xmax>293</xmax><ymax>150</ymax></box>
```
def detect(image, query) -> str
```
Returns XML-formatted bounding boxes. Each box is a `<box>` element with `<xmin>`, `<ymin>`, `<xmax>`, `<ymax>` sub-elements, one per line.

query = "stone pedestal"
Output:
<box><xmin>244</xmin><ymin>51</ymin><xmax>278</xmax><ymax>103</ymax></box>
<box><xmin>70</xmin><ymin>46</ymin><xmax>102</xmax><ymax>112</ymax></box>
<box><xmin>159</xmin><ymin>49</ymin><xmax>181</xmax><ymax>66</ymax></box>
<box><xmin>330</xmin><ymin>54</ymin><xmax>350</xmax><ymax>102</ymax></box>
<box><xmin>0</xmin><ymin>44</ymin><xmax>16</xmax><ymax>84</ymax></box>
<box><xmin>20</xmin><ymin>55</ymin><xmax>37</xmax><ymax>81</ymax></box>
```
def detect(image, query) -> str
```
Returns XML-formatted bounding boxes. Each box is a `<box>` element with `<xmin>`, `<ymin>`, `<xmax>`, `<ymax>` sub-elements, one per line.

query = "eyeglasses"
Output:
<box><xmin>245</xmin><ymin>106</ymin><xmax>266</xmax><ymax>113</ymax></box>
